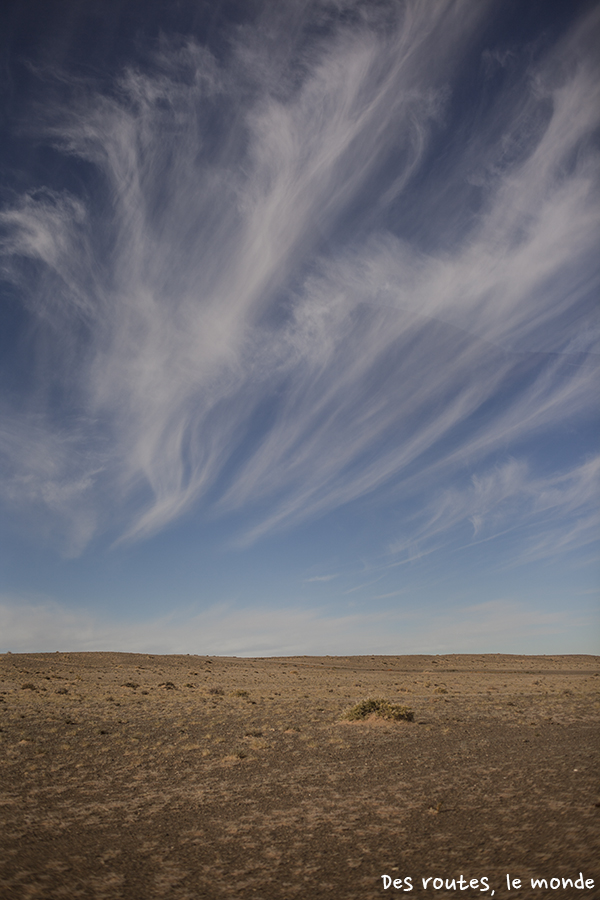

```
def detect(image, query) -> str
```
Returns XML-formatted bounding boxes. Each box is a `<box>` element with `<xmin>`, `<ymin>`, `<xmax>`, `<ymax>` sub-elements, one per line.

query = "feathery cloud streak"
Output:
<box><xmin>0</xmin><ymin>0</ymin><xmax>598</xmax><ymax>565</ymax></box>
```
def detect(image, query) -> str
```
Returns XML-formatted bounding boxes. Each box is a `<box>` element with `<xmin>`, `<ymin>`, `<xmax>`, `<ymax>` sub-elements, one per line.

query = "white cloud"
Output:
<box><xmin>0</xmin><ymin>0</ymin><xmax>598</xmax><ymax>565</ymax></box>
<box><xmin>389</xmin><ymin>455</ymin><xmax>600</xmax><ymax>564</ymax></box>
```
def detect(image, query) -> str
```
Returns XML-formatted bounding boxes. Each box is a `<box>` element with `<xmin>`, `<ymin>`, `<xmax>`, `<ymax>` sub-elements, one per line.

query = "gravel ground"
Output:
<box><xmin>1</xmin><ymin>652</ymin><xmax>598</xmax><ymax>899</ymax></box>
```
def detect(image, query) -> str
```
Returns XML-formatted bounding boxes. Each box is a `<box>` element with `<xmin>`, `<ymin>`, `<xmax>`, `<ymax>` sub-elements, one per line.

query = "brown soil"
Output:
<box><xmin>1</xmin><ymin>652</ymin><xmax>598</xmax><ymax>899</ymax></box>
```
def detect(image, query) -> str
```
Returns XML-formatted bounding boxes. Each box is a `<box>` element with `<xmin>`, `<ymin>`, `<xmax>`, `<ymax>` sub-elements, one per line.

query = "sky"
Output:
<box><xmin>0</xmin><ymin>0</ymin><xmax>598</xmax><ymax>656</ymax></box>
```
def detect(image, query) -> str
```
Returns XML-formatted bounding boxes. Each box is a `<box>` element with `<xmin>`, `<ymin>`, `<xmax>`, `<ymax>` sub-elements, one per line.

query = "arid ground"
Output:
<box><xmin>0</xmin><ymin>652</ymin><xmax>598</xmax><ymax>899</ymax></box>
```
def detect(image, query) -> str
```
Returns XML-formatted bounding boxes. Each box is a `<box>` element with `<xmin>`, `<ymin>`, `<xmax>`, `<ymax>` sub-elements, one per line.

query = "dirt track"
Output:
<box><xmin>1</xmin><ymin>652</ymin><xmax>598</xmax><ymax>899</ymax></box>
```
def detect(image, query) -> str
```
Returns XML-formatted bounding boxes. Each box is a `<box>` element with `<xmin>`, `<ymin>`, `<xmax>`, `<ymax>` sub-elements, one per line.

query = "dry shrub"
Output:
<box><xmin>344</xmin><ymin>698</ymin><xmax>414</xmax><ymax>722</ymax></box>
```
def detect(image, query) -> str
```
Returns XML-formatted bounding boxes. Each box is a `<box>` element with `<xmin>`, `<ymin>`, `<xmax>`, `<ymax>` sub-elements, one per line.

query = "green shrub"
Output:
<box><xmin>344</xmin><ymin>698</ymin><xmax>414</xmax><ymax>722</ymax></box>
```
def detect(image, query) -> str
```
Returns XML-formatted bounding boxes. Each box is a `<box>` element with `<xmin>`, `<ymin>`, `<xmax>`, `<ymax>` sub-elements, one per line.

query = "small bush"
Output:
<box><xmin>344</xmin><ymin>698</ymin><xmax>414</xmax><ymax>722</ymax></box>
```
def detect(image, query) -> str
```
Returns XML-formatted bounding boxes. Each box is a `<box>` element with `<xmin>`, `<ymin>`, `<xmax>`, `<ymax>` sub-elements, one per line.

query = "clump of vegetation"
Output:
<box><xmin>344</xmin><ymin>698</ymin><xmax>414</xmax><ymax>722</ymax></box>
<box><xmin>231</xmin><ymin>689</ymin><xmax>249</xmax><ymax>697</ymax></box>
<box><xmin>21</xmin><ymin>683</ymin><xmax>36</xmax><ymax>690</ymax></box>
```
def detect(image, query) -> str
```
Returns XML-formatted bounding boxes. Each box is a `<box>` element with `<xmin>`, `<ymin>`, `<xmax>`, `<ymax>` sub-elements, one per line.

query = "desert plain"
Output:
<box><xmin>0</xmin><ymin>652</ymin><xmax>598</xmax><ymax>900</ymax></box>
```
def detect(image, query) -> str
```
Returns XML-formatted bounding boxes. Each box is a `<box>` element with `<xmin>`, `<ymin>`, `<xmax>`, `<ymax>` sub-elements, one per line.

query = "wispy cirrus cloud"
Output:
<box><xmin>0</xmin><ymin>0</ymin><xmax>598</xmax><ymax>570</ymax></box>
<box><xmin>389</xmin><ymin>455</ymin><xmax>600</xmax><ymax>565</ymax></box>
<box><xmin>304</xmin><ymin>574</ymin><xmax>339</xmax><ymax>583</ymax></box>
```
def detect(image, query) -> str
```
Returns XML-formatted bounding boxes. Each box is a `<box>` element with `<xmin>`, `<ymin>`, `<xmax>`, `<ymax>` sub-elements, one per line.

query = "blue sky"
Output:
<box><xmin>0</xmin><ymin>0</ymin><xmax>598</xmax><ymax>655</ymax></box>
